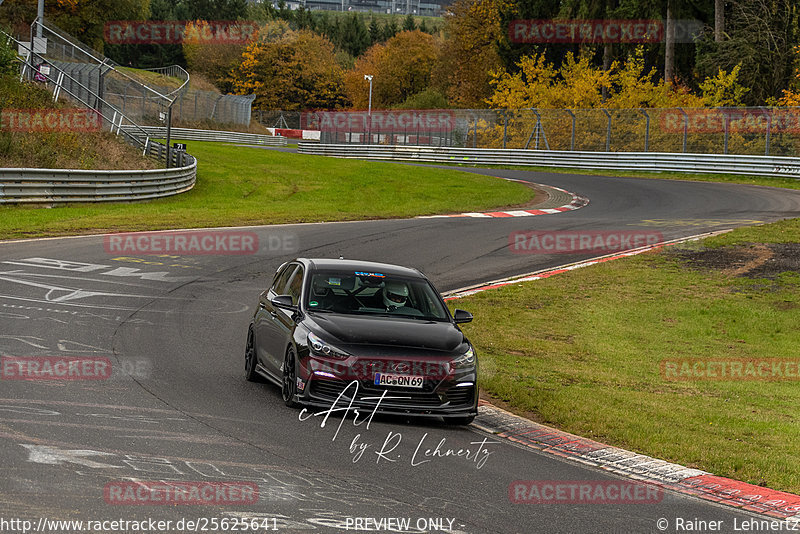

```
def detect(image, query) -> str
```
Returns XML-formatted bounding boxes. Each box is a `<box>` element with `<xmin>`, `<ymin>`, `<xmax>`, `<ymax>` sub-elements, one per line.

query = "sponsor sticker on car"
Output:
<box><xmin>374</xmin><ymin>373</ymin><xmax>424</xmax><ymax>388</ymax></box>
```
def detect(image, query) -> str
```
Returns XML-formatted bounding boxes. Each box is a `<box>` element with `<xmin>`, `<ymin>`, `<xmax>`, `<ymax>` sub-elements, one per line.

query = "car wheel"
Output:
<box><xmin>244</xmin><ymin>326</ymin><xmax>262</xmax><ymax>382</ymax></box>
<box><xmin>445</xmin><ymin>415</ymin><xmax>475</xmax><ymax>425</ymax></box>
<box><xmin>281</xmin><ymin>347</ymin><xmax>301</xmax><ymax>407</ymax></box>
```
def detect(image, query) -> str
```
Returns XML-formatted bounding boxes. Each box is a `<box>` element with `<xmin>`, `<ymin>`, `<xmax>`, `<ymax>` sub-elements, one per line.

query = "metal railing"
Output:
<box><xmin>300</xmin><ymin>108</ymin><xmax>800</xmax><ymax>156</ymax></box>
<box><xmin>123</xmin><ymin>126</ymin><xmax>288</xmax><ymax>146</ymax></box>
<box><xmin>297</xmin><ymin>144</ymin><xmax>800</xmax><ymax>179</ymax></box>
<box><xmin>1</xmin><ymin>30</ymin><xmax>198</xmax><ymax>203</ymax></box>
<box><xmin>0</xmin><ymin>163</ymin><xmax>196</xmax><ymax>204</ymax></box>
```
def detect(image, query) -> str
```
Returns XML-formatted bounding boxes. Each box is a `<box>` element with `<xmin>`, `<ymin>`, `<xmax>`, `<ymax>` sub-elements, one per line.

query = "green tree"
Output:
<box><xmin>339</xmin><ymin>14</ymin><xmax>370</xmax><ymax>58</ymax></box>
<box><xmin>695</xmin><ymin>0</ymin><xmax>798</xmax><ymax>105</ymax></box>
<box><xmin>402</xmin><ymin>14</ymin><xmax>416</xmax><ymax>32</ymax></box>
<box><xmin>368</xmin><ymin>17</ymin><xmax>381</xmax><ymax>45</ymax></box>
<box><xmin>382</xmin><ymin>17</ymin><xmax>399</xmax><ymax>41</ymax></box>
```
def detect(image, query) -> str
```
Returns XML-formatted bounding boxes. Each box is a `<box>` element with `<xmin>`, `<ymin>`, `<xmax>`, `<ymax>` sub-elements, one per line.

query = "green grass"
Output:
<box><xmin>452</xmin><ymin>220</ymin><xmax>800</xmax><ymax>492</ymax></box>
<box><xmin>0</xmin><ymin>141</ymin><xmax>533</xmax><ymax>240</ymax></box>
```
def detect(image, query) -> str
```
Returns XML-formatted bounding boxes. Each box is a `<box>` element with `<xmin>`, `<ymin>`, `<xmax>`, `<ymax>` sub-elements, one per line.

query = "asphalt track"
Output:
<box><xmin>1</xmin><ymin>167</ymin><xmax>799</xmax><ymax>534</ymax></box>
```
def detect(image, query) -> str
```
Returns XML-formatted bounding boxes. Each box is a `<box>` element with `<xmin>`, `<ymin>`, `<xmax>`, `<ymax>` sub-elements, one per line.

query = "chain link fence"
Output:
<box><xmin>30</xmin><ymin>19</ymin><xmax>254</xmax><ymax>127</ymax></box>
<box><xmin>254</xmin><ymin>110</ymin><xmax>303</xmax><ymax>130</ymax></box>
<box><xmin>298</xmin><ymin>108</ymin><xmax>800</xmax><ymax>156</ymax></box>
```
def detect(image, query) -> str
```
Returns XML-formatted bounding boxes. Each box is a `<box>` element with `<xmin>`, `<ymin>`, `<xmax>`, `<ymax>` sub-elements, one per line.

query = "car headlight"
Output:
<box><xmin>307</xmin><ymin>332</ymin><xmax>350</xmax><ymax>360</ymax></box>
<box><xmin>452</xmin><ymin>345</ymin><xmax>476</xmax><ymax>369</ymax></box>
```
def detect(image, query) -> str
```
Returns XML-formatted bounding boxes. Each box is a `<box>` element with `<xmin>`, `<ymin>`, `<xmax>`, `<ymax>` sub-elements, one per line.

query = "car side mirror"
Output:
<box><xmin>453</xmin><ymin>309</ymin><xmax>473</xmax><ymax>324</ymax></box>
<box><xmin>271</xmin><ymin>294</ymin><xmax>297</xmax><ymax>311</ymax></box>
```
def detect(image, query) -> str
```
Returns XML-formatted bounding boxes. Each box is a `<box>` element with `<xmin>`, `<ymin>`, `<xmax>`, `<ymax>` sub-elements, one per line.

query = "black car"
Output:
<box><xmin>244</xmin><ymin>258</ymin><xmax>478</xmax><ymax>424</ymax></box>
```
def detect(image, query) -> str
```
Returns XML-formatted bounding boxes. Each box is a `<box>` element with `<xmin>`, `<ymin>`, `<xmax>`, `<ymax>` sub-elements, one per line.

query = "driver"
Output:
<box><xmin>382</xmin><ymin>280</ymin><xmax>409</xmax><ymax>310</ymax></box>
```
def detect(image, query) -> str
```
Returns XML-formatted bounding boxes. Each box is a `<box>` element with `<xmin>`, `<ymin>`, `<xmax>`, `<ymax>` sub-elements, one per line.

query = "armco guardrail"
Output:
<box><xmin>0</xmin><ymin>158</ymin><xmax>196</xmax><ymax>204</ymax></box>
<box><xmin>298</xmin><ymin>144</ymin><xmax>800</xmax><ymax>179</ymax></box>
<box><xmin>124</xmin><ymin>126</ymin><xmax>288</xmax><ymax>146</ymax></box>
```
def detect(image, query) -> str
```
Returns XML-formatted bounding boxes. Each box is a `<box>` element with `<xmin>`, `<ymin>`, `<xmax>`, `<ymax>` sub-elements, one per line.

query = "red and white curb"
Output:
<box><xmin>444</xmin><ymin>229</ymin><xmax>732</xmax><ymax>301</ymax></box>
<box><xmin>419</xmin><ymin>182</ymin><xmax>589</xmax><ymax>218</ymax></box>
<box><xmin>457</xmin><ymin>229</ymin><xmax>800</xmax><ymax>519</ymax></box>
<box><xmin>477</xmin><ymin>402</ymin><xmax>800</xmax><ymax>520</ymax></box>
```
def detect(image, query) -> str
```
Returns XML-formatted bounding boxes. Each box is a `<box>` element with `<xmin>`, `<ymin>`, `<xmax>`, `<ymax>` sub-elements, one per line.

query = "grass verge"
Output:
<box><xmin>0</xmin><ymin>140</ymin><xmax>533</xmax><ymax>240</ymax></box>
<box><xmin>452</xmin><ymin>217</ymin><xmax>800</xmax><ymax>492</ymax></box>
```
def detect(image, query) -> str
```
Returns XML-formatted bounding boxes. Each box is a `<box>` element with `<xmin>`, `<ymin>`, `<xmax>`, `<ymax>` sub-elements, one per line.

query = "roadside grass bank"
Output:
<box><xmin>0</xmin><ymin>141</ymin><xmax>533</xmax><ymax>240</ymax></box>
<box><xmin>453</xmin><ymin>217</ymin><xmax>800</xmax><ymax>492</ymax></box>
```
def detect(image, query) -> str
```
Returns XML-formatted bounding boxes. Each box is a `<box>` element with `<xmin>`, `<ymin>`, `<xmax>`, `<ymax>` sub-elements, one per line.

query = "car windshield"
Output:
<box><xmin>305</xmin><ymin>270</ymin><xmax>449</xmax><ymax>321</ymax></box>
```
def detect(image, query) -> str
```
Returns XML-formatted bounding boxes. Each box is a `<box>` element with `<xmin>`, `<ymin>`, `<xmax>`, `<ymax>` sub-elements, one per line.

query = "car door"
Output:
<box><xmin>255</xmin><ymin>263</ymin><xmax>297</xmax><ymax>376</ymax></box>
<box><xmin>266</xmin><ymin>264</ymin><xmax>305</xmax><ymax>371</ymax></box>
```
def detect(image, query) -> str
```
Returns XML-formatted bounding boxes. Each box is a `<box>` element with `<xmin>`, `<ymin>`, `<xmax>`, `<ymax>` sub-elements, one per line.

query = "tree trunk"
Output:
<box><xmin>715</xmin><ymin>0</ymin><xmax>725</xmax><ymax>41</ymax></box>
<box><xmin>665</xmin><ymin>2</ymin><xmax>675</xmax><ymax>83</ymax></box>
<box><xmin>602</xmin><ymin>43</ymin><xmax>612</xmax><ymax>102</ymax></box>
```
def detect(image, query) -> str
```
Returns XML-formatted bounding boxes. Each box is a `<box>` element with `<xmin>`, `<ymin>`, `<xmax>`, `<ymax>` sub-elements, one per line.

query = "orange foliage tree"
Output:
<box><xmin>434</xmin><ymin>0</ymin><xmax>508</xmax><ymax>108</ymax></box>
<box><xmin>231</xmin><ymin>23</ymin><xmax>348</xmax><ymax>111</ymax></box>
<box><xmin>344</xmin><ymin>30</ymin><xmax>440</xmax><ymax>110</ymax></box>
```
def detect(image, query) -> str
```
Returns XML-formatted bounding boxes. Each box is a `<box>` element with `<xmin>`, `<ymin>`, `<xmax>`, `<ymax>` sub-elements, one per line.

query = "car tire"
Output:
<box><xmin>281</xmin><ymin>347</ymin><xmax>301</xmax><ymax>408</ymax></box>
<box><xmin>445</xmin><ymin>415</ymin><xmax>475</xmax><ymax>425</ymax></box>
<box><xmin>244</xmin><ymin>325</ymin><xmax>263</xmax><ymax>382</ymax></box>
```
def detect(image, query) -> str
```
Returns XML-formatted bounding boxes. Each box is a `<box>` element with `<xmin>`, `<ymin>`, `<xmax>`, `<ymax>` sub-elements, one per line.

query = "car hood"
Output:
<box><xmin>307</xmin><ymin>313</ymin><xmax>465</xmax><ymax>352</ymax></box>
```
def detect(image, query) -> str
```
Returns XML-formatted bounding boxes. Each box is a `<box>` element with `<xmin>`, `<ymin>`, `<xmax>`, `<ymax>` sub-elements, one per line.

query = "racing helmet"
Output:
<box><xmin>383</xmin><ymin>280</ymin><xmax>409</xmax><ymax>308</ymax></box>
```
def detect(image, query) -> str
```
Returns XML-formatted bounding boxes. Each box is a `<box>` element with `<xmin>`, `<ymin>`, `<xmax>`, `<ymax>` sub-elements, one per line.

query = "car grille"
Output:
<box><xmin>309</xmin><ymin>379</ymin><xmax>474</xmax><ymax>409</ymax></box>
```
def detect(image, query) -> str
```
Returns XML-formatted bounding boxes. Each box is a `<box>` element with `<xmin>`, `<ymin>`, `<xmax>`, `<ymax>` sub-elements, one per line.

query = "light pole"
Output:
<box><xmin>364</xmin><ymin>74</ymin><xmax>373</xmax><ymax>144</ymax></box>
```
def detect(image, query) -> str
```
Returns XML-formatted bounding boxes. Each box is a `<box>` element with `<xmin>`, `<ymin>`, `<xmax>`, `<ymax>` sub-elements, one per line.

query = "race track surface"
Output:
<box><xmin>1</xmin><ymin>169</ymin><xmax>798</xmax><ymax>534</ymax></box>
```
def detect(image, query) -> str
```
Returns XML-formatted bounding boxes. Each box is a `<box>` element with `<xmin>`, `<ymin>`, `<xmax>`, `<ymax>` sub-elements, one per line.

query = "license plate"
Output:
<box><xmin>374</xmin><ymin>373</ymin><xmax>424</xmax><ymax>388</ymax></box>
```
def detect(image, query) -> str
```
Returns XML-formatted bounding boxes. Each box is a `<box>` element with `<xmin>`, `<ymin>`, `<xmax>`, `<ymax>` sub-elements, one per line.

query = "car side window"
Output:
<box><xmin>271</xmin><ymin>264</ymin><xmax>297</xmax><ymax>295</ymax></box>
<box><xmin>285</xmin><ymin>266</ymin><xmax>304</xmax><ymax>305</ymax></box>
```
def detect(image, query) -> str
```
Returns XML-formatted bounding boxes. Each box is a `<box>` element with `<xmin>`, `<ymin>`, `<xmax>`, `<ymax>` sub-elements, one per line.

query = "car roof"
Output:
<box><xmin>300</xmin><ymin>258</ymin><xmax>425</xmax><ymax>279</ymax></box>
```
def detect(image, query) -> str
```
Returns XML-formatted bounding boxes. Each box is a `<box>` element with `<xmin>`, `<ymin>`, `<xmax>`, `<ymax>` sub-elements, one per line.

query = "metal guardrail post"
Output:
<box><xmin>762</xmin><ymin>106</ymin><xmax>772</xmax><ymax>156</ymax></box>
<box><xmin>502</xmin><ymin>110</ymin><xmax>508</xmax><ymax>149</ymax></box>
<box><xmin>602</xmin><ymin>109</ymin><xmax>611</xmax><ymax>152</ymax></box>
<box><xmin>566</xmin><ymin>109</ymin><xmax>576</xmax><ymax>151</ymax></box>
<box><xmin>472</xmin><ymin>114</ymin><xmax>477</xmax><ymax>149</ymax></box>
<box><xmin>719</xmin><ymin>107</ymin><xmax>729</xmax><ymax>155</ymax></box>
<box><xmin>166</xmin><ymin>106</ymin><xmax>173</xmax><ymax>169</ymax></box>
<box><xmin>639</xmin><ymin>109</ymin><xmax>650</xmax><ymax>152</ymax></box>
<box><xmin>678</xmin><ymin>107</ymin><xmax>688</xmax><ymax>153</ymax></box>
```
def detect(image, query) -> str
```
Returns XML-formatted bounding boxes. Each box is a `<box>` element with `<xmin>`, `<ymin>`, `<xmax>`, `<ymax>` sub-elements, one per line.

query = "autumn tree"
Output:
<box><xmin>435</xmin><ymin>0</ymin><xmax>507</xmax><ymax>108</ymax></box>
<box><xmin>344</xmin><ymin>30</ymin><xmax>440</xmax><ymax>109</ymax></box>
<box><xmin>183</xmin><ymin>20</ymin><xmax>253</xmax><ymax>92</ymax></box>
<box><xmin>0</xmin><ymin>0</ymin><xmax>152</xmax><ymax>52</ymax></box>
<box><xmin>485</xmin><ymin>46</ymin><xmax>747</xmax><ymax>110</ymax></box>
<box><xmin>231</xmin><ymin>24</ymin><xmax>347</xmax><ymax>111</ymax></box>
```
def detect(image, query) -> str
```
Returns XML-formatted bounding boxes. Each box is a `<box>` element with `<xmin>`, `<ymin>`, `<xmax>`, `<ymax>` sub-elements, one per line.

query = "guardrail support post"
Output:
<box><xmin>166</xmin><ymin>106</ymin><xmax>173</xmax><ymax>169</ymax></box>
<box><xmin>502</xmin><ymin>110</ymin><xmax>508</xmax><ymax>149</ymax></box>
<box><xmin>639</xmin><ymin>109</ymin><xmax>650</xmax><ymax>152</ymax></box>
<box><xmin>472</xmin><ymin>114</ymin><xmax>477</xmax><ymax>149</ymax></box>
<box><xmin>566</xmin><ymin>109</ymin><xmax>576</xmax><ymax>151</ymax></box>
<box><xmin>602</xmin><ymin>108</ymin><xmax>611</xmax><ymax>152</ymax></box>
<box><xmin>678</xmin><ymin>107</ymin><xmax>688</xmax><ymax>153</ymax></box>
<box><xmin>719</xmin><ymin>107</ymin><xmax>729</xmax><ymax>155</ymax></box>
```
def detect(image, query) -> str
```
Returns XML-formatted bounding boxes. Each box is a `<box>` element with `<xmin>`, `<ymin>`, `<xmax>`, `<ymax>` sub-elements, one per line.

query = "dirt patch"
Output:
<box><xmin>670</xmin><ymin>243</ymin><xmax>800</xmax><ymax>279</ymax></box>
